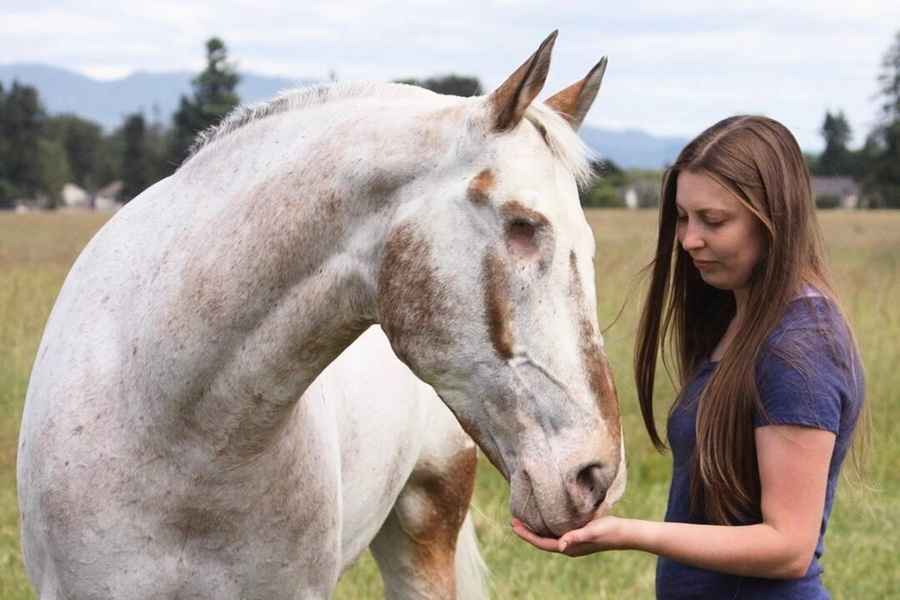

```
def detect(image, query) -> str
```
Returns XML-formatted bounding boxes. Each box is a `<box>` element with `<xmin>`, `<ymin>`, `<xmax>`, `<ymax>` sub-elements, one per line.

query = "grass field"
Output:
<box><xmin>1</xmin><ymin>209</ymin><xmax>898</xmax><ymax>598</ymax></box>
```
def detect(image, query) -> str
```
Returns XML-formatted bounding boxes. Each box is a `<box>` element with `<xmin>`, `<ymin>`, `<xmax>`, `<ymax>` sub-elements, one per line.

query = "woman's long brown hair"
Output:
<box><xmin>634</xmin><ymin>115</ymin><xmax>860</xmax><ymax>524</ymax></box>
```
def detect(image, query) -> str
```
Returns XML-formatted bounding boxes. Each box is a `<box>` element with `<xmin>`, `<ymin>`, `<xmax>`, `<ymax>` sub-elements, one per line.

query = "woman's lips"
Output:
<box><xmin>693</xmin><ymin>259</ymin><xmax>717</xmax><ymax>270</ymax></box>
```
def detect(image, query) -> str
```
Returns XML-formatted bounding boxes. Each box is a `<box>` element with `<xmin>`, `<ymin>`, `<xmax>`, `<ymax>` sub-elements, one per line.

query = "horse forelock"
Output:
<box><xmin>522</xmin><ymin>102</ymin><xmax>595</xmax><ymax>188</ymax></box>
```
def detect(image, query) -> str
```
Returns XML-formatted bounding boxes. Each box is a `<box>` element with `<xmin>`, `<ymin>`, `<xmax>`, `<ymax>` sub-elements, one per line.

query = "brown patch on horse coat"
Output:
<box><xmin>169</xmin><ymin>506</ymin><xmax>240</xmax><ymax>551</ymax></box>
<box><xmin>499</xmin><ymin>200</ymin><xmax>550</xmax><ymax>227</ymax></box>
<box><xmin>377</xmin><ymin>223</ymin><xmax>451</xmax><ymax>368</ymax></box>
<box><xmin>569</xmin><ymin>251</ymin><xmax>621</xmax><ymax>444</ymax></box>
<box><xmin>402</xmin><ymin>446</ymin><xmax>478</xmax><ymax>595</ymax></box>
<box><xmin>500</xmin><ymin>200</ymin><xmax>552</xmax><ymax>268</ymax></box>
<box><xmin>467</xmin><ymin>169</ymin><xmax>495</xmax><ymax>205</ymax></box>
<box><xmin>483</xmin><ymin>251</ymin><xmax>514</xmax><ymax>359</ymax></box>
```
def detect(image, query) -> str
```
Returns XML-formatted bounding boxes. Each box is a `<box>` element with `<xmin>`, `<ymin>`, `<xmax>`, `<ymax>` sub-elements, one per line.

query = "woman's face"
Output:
<box><xmin>675</xmin><ymin>170</ymin><xmax>767</xmax><ymax>292</ymax></box>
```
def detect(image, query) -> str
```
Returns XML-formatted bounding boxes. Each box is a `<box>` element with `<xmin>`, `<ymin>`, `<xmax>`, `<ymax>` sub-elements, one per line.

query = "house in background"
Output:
<box><xmin>811</xmin><ymin>176</ymin><xmax>859</xmax><ymax>209</ymax></box>
<box><xmin>624</xmin><ymin>187</ymin><xmax>639</xmax><ymax>209</ymax></box>
<box><xmin>95</xmin><ymin>181</ymin><xmax>124</xmax><ymax>211</ymax></box>
<box><xmin>61</xmin><ymin>183</ymin><xmax>92</xmax><ymax>209</ymax></box>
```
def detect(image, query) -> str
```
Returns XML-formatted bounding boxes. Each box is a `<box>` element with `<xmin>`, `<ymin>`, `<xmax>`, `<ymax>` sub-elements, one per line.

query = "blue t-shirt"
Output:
<box><xmin>656</xmin><ymin>296</ymin><xmax>864</xmax><ymax>600</ymax></box>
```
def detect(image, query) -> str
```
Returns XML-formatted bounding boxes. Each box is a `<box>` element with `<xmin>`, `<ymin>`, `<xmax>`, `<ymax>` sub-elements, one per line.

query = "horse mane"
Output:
<box><xmin>187</xmin><ymin>82</ymin><xmax>425</xmax><ymax>159</ymax></box>
<box><xmin>187</xmin><ymin>81</ymin><xmax>595</xmax><ymax>186</ymax></box>
<box><xmin>522</xmin><ymin>102</ymin><xmax>595</xmax><ymax>187</ymax></box>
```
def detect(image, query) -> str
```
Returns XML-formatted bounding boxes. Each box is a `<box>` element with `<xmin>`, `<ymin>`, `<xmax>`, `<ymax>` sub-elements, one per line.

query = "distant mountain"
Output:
<box><xmin>0</xmin><ymin>63</ymin><xmax>685</xmax><ymax>169</ymax></box>
<box><xmin>580</xmin><ymin>126</ymin><xmax>686</xmax><ymax>170</ymax></box>
<box><xmin>0</xmin><ymin>63</ymin><xmax>309</xmax><ymax>131</ymax></box>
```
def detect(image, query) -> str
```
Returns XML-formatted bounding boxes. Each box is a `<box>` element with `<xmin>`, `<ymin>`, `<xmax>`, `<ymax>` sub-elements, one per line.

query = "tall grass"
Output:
<box><xmin>1</xmin><ymin>210</ymin><xmax>897</xmax><ymax>599</ymax></box>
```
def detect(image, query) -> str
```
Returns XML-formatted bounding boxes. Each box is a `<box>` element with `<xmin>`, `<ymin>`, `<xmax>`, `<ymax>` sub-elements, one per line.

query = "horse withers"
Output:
<box><xmin>18</xmin><ymin>32</ymin><xmax>624</xmax><ymax>599</ymax></box>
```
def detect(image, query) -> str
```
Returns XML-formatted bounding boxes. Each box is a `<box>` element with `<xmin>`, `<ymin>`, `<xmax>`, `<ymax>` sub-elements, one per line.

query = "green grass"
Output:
<box><xmin>2</xmin><ymin>209</ymin><xmax>898</xmax><ymax>599</ymax></box>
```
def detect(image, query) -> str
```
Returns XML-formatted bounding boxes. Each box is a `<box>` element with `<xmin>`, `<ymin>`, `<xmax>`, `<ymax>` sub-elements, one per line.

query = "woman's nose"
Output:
<box><xmin>679</xmin><ymin>224</ymin><xmax>705</xmax><ymax>251</ymax></box>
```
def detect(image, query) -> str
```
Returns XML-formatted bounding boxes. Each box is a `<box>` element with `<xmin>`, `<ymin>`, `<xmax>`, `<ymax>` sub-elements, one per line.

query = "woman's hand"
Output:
<box><xmin>511</xmin><ymin>515</ymin><xmax>629</xmax><ymax>557</ymax></box>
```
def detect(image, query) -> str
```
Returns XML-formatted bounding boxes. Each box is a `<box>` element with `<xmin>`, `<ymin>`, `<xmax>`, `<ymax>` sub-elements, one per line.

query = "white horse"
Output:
<box><xmin>18</xmin><ymin>32</ymin><xmax>625</xmax><ymax>599</ymax></box>
<box><xmin>300</xmin><ymin>325</ymin><xmax>488</xmax><ymax>599</ymax></box>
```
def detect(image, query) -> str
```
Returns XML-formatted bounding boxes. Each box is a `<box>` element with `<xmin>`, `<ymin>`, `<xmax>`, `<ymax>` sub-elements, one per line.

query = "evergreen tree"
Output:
<box><xmin>878</xmin><ymin>30</ymin><xmax>900</xmax><ymax>122</ymax></box>
<box><xmin>36</xmin><ymin>138</ymin><xmax>72</xmax><ymax>208</ymax></box>
<box><xmin>0</xmin><ymin>83</ymin><xmax>12</xmax><ymax>208</ymax></box>
<box><xmin>816</xmin><ymin>111</ymin><xmax>853</xmax><ymax>176</ymax></box>
<box><xmin>94</xmin><ymin>128</ymin><xmax>125</xmax><ymax>190</ymax></box>
<box><xmin>0</xmin><ymin>81</ymin><xmax>45</xmax><ymax>203</ymax></box>
<box><xmin>167</xmin><ymin>37</ymin><xmax>241</xmax><ymax>169</ymax></box>
<box><xmin>396</xmin><ymin>75</ymin><xmax>483</xmax><ymax>97</ymax></box>
<box><xmin>146</xmin><ymin>104</ymin><xmax>170</xmax><ymax>185</ymax></box>
<box><xmin>867</xmin><ymin>30</ymin><xmax>900</xmax><ymax>207</ymax></box>
<box><xmin>45</xmin><ymin>114</ymin><xmax>103</xmax><ymax>191</ymax></box>
<box><xmin>121</xmin><ymin>113</ymin><xmax>152</xmax><ymax>202</ymax></box>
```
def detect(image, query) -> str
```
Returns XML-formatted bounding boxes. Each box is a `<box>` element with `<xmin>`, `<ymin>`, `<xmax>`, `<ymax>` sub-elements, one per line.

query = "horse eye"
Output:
<box><xmin>508</xmin><ymin>218</ymin><xmax>536</xmax><ymax>241</ymax></box>
<box><xmin>506</xmin><ymin>218</ymin><xmax>539</xmax><ymax>255</ymax></box>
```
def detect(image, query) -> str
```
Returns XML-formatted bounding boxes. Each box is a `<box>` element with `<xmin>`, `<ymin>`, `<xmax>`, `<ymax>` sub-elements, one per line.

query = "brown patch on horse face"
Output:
<box><xmin>500</xmin><ymin>200</ymin><xmax>551</xmax><ymax>266</ymax></box>
<box><xmin>377</xmin><ymin>223</ymin><xmax>451</xmax><ymax>369</ymax></box>
<box><xmin>403</xmin><ymin>445</ymin><xmax>478</xmax><ymax>595</ymax></box>
<box><xmin>467</xmin><ymin>169</ymin><xmax>495</xmax><ymax>205</ymax></box>
<box><xmin>569</xmin><ymin>251</ymin><xmax>621</xmax><ymax>444</ymax></box>
<box><xmin>483</xmin><ymin>251</ymin><xmax>514</xmax><ymax>359</ymax></box>
<box><xmin>499</xmin><ymin>200</ymin><xmax>550</xmax><ymax>227</ymax></box>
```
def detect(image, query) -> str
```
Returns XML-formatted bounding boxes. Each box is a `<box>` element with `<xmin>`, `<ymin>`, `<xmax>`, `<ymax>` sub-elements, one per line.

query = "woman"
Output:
<box><xmin>513</xmin><ymin>115</ymin><xmax>865</xmax><ymax>599</ymax></box>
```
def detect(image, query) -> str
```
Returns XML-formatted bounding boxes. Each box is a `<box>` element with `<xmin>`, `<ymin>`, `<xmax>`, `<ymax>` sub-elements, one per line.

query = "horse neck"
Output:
<box><xmin>156</xmin><ymin>106</ymin><xmax>432</xmax><ymax>462</ymax></box>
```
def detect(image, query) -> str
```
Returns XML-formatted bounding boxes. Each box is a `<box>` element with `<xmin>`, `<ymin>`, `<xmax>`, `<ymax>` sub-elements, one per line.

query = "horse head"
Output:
<box><xmin>377</xmin><ymin>32</ymin><xmax>624</xmax><ymax>537</ymax></box>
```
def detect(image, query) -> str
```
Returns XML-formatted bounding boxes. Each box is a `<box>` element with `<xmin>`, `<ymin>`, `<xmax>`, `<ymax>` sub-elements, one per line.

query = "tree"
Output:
<box><xmin>167</xmin><ymin>37</ymin><xmax>241</xmax><ymax>169</ymax></box>
<box><xmin>45</xmin><ymin>114</ymin><xmax>103</xmax><ymax>191</ymax></box>
<box><xmin>878</xmin><ymin>30</ymin><xmax>900</xmax><ymax>122</ymax></box>
<box><xmin>0</xmin><ymin>81</ymin><xmax>45</xmax><ymax>203</ymax></box>
<box><xmin>816</xmin><ymin>111</ymin><xmax>853</xmax><ymax>176</ymax></box>
<box><xmin>396</xmin><ymin>75</ymin><xmax>483</xmax><ymax>97</ymax></box>
<box><xmin>36</xmin><ymin>138</ymin><xmax>72</xmax><ymax>208</ymax></box>
<box><xmin>121</xmin><ymin>113</ymin><xmax>153</xmax><ymax>202</ymax></box>
<box><xmin>96</xmin><ymin>127</ymin><xmax>125</xmax><ymax>187</ymax></box>
<box><xmin>866</xmin><ymin>30</ymin><xmax>900</xmax><ymax>207</ymax></box>
<box><xmin>0</xmin><ymin>83</ymin><xmax>12</xmax><ymax>208</ymax></box>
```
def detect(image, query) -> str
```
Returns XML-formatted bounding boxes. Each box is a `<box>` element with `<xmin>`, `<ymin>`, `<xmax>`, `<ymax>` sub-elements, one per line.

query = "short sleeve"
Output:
<box><xmin>753</xmin><ymin>329</ymin><xmax>845</xmax><ymax>434</ymax></box>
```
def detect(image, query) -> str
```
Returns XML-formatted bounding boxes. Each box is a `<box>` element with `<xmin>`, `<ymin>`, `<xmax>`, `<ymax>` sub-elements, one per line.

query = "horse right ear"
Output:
<box><xmin>487</xmin><ymin>31</ymin><xmax>557</xmax><ymax>132</ymax></box>
<box><xmin>545</xmin><ymin>57</ymin><xmax>608</xmax><ymax>131</ymax></box>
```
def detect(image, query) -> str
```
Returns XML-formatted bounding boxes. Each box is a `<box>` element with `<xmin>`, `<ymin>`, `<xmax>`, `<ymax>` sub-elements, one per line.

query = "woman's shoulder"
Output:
<box><xmin>766</xmin><ymin>290</ymin><xmax>849</xmax><ymax>352</ymax></box>
<box><xmin>753</xmin><ymin>290</ymin><xmax>863</xmax><ymax>431</ymax></box>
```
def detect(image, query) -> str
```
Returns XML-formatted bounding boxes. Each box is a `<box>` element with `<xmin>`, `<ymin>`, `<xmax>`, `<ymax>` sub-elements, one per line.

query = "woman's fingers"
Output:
<box><xmin>511</xmin><ymin>516</ymin><xmax>621</xmax><ymax>556</ymax></box>
<box><xmin>559</xmin><ymin>529</ymin><xmax>585</xmax><ymax>549</ymax></box>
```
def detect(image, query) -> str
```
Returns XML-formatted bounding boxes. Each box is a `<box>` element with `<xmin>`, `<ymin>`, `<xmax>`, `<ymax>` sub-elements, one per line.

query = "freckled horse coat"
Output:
<box><xmin>18</xmin><ymin>33</ymin><xmax>623</xmax><ymax>599</ymax></box>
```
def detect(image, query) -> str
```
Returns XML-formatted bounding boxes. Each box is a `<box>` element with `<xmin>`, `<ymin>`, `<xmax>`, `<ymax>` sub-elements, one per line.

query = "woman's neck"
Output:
<box><xmin>710</xmin><ymin>289</ymin><xmax>749</xmax><ymax>362</ymax></box>
<box><xmin>733</xmin><ymin>287</ymin><xmax>750</xmax><ymax>323</ymax></box>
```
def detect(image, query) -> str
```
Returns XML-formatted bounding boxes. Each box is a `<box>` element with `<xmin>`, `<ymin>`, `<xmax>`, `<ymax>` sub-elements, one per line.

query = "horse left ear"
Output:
<box><xmin>487</xmin><ymin>31</ymin><xmax>557</xmax><ymax>132</ymax></box>
<box><xmin>545</xmin><ymin>57</ymin><xmax>608</xmax><ymax>131</ymax></box>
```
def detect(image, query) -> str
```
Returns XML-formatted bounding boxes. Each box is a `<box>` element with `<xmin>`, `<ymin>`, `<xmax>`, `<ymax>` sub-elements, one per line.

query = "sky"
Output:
<box><xmin>2</xmin><ymin>1</ymin><xmax>899</xmax><ymax>151</ymax></box>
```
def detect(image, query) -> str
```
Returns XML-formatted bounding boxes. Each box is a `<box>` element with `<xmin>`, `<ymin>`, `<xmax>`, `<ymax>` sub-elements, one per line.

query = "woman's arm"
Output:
<box><xmin>512</xmin><ymin>425</ymin><xmax>835</xmax><ymax>579</ymax></box>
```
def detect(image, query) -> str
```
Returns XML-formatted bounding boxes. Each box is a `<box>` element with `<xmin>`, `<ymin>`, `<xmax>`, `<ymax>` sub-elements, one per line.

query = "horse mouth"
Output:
<box><xmin>511</xmin><ymin>469</ymin><xmax>560</xmax><ymax>538</ymax></box>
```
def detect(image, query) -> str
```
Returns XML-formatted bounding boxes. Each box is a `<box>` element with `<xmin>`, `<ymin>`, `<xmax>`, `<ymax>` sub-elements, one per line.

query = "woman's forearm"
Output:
<box><xmin>624</xmin><ymin>519</ymin><xmax>813</xmax><ymax>579</ymax></box>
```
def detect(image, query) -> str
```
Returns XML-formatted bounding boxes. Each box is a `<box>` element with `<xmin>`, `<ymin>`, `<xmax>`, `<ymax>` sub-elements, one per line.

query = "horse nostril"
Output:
<box><xmin>575</xmin><ymin>463</ymin><xmax>608</xmax><ymax>507</ymax></box>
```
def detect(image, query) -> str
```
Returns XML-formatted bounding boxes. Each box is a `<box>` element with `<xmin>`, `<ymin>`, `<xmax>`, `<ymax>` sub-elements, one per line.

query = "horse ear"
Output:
<box><xmin>487</xmin><ymin>31</ymin><xmax>557</xmax><ymax>132</ymax></box>
<box><xmin>545</xmin><ymin>57</ymin><xmax>608</xmax><ymax>130</ymax></box>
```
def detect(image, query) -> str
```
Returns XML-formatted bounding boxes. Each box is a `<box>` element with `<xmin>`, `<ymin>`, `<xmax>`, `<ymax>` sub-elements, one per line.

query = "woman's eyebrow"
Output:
<box><xmin>697</xmin><ymin>208</ymin><xmax>730</xmax><ymax>218</ymax></box>
<box><xmin>675</xmin><ymin>202</ymin><xmax>730</xmax><ymax>216</ymax></box>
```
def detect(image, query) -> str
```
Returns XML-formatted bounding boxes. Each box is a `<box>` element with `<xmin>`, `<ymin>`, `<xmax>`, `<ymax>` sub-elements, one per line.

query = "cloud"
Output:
<box><xmin>2</xmin><ymin>1</ymin><xmax>898</xmax><ymax>149</ymax></box>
